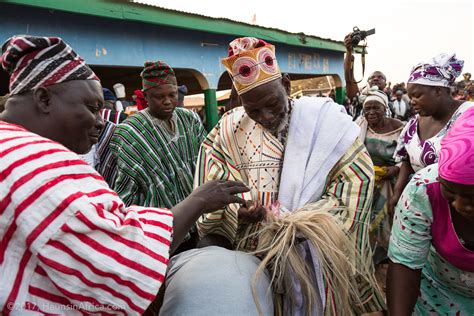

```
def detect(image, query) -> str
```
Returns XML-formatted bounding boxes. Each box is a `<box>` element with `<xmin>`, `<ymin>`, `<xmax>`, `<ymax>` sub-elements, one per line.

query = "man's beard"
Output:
<box><xmin>268</xmin><ymin>102</ymin><xmax>290</xmax><ymax>134</ymax></box>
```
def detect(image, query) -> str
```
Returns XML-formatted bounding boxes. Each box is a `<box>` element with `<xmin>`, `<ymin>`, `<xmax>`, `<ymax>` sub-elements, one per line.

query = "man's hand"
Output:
<box><xmin>189</xmin><ymin>180</ymin><xmax>249</xmax><ymax>213</ymax></box>
<box><xmin>238</xmin><ymin>201</ymin><xmax>267</xmax><ymax>224</ymax></box>
<box><xmin>344</xmin><ymin>33</ymin><xmax>353</xmax><ymax>52</ymax></box>
<box><xmin>170</xmin><ymin>180</ymin><xmax>249</xmax><ymax>252</ymax></box>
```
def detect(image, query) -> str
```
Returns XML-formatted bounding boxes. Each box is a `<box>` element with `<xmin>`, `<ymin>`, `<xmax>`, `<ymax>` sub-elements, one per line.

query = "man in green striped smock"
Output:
<box><xmin>110</xmin><ymin>61</ymin><xmax>206</xmax><ymax>209</ymax></box>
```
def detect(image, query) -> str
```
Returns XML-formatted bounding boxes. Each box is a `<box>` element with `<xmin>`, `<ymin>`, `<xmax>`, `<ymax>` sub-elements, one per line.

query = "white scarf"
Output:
<box><xmin>393</xmin><ymin>99</ymin><xmax>407</xmax><ymax>117</ymax></box>
<box><xmin>279</xmin><ymin>97</ymin><xmax>360</xmax><ymax>211</ymax></box>
<box><xmin>355</xmin><ymin>116</ymin><xmax>369</xmax><ymax>142</ymax></box>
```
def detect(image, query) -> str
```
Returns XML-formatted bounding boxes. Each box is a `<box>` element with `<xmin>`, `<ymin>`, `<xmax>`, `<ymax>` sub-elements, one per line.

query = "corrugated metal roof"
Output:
<box><xmin>131</xmin><ymin>0</ymin><xmax>342</xmax><ymax>46</ymax></box>
<box><xmin>132</xmin><ymin>0</ymin><xmax>223</xmax><ymax>20</ymax></box>
<box><xmin>5</xmin><ymin>0</ymin><xmax>348</xmax><ymax>52</ymax></box>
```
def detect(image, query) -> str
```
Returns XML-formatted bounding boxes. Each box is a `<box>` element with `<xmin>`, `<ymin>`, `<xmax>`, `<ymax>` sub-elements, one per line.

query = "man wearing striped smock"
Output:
<box><xmin>0</xmin><ymin>35</ymin><xmax>250</xmax><ymax>315</ymax></box>
<box><xmin>110</xmin><ymin>61</ymin><xmax>206</xmax><ymax>209</ymax></box>
<box><xmin>194</xmin><ymin>37</ymin><xmax>385</xmax><ymax>314</ymax></box>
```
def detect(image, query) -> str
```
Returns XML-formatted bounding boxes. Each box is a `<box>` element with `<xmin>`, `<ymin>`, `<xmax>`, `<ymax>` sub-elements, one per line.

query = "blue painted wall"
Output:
<box><xmin>0</xmin><ymin>4</ymin><xmax>344</xmax><ymax>88</ymax></box>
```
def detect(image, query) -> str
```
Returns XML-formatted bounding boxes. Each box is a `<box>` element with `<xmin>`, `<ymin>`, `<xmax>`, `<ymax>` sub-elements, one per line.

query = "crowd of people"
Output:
<box><xmin>0</xmin><ymin>33</ymin><xmax>473</xmax><ymax>316</ymax></box>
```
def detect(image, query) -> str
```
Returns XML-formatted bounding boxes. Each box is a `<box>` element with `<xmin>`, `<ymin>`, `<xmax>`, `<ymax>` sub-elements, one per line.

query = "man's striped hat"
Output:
<box><xmin>0</xmin><ymin>35</ymin><xmax>99</xmax><ymax>95</ymax></box>
<box><xmin>140</xmin><ymin>60</ymin><xmax>177</xmax><ymax>92</ymax></box>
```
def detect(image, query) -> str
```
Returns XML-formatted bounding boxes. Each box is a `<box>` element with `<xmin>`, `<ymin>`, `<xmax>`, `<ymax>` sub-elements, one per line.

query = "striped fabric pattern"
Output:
<box><xmin>96</xmin><ymin>120</ymin><xmax>118</xmax><ymax>186</ymax></box>
<box><xmin>309</xmin><ymin>140</ymin><xmax>386</xmax><ymax>314</ymax></box>
<box><xmin>195</xmin><ymin>107</ymin><xmax>283</xmax><ymax>250</ymax></box>
<box><xmin>0</xmin><ymin>121</ymin><xmax>173</xmax><ymax>315</ymax></box>
<box><xmin>78</xmin><ymin>121</ymin><xmax>117</xmax><ymax>187</ymax></box>
<box><xmin>195</xmin><ymin>107</ymin><xmax>385</xmax><ymax>313</ymax></box>
<box><xmin>110</xmin><ymin>108</ymin><xmax>206</xmax><ymax>208</ymax></box>
<box><xmin>100</xmin><ymin>109</ymin><xmax>127</xmax><ymax>125</ymax></box>
<box><xmin>1</xmin><ymin>36</ymin><xmax>98</xmax><ymax>95</ymax></box>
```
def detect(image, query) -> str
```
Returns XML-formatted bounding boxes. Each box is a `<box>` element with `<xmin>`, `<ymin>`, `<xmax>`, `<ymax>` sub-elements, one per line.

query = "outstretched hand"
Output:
<box><xmin>189</xmin><ymin>180</ymin><xmax>249</xmax><ymax>213</ymax></box>
<box><xmin>170</xmin><ymin>180</ymin><xmax>249</xmax><ymax>252</ymax></box>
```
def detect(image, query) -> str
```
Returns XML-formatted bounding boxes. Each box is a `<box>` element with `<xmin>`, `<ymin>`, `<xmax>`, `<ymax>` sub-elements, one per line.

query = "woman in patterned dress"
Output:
<box><xmin>389</xmin><ymin>53</ymin><xmax>473</xmax><ymax>214</ymax></box>
<box><xmin>356</xmin><ymin>89</ymin><xmax>404</xmax><ymax>264</ymax></box>
<box><xmin>387</xmin><ymin>106</ymin><xmax>474</xmax><ymax>315</ymax></box>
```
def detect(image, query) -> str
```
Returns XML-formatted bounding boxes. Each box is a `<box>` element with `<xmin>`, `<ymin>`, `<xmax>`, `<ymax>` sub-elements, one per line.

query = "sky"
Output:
<box><xmin>138</xmin><ymin>0</ymin><xmax>474</xmax><ymax>85</ymax></box>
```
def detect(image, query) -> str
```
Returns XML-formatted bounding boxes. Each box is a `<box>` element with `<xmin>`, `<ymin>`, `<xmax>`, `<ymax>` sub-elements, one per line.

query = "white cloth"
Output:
<box><xmin>113</xmin><ymin>83</ymin><xmax>126</xmax><ymax>99</ymax></box>
<box><xmin>78</xmin><ymin>144</ymin><xmax>98</xmax><ymax>167</ymax></box>
<box><xmin>392</xmin><ymin>99</ymin><xmax>408</xmax><ymax>118</ymax></box>
<box><xmin>355</xmin><ymin>116</ymin><xmax>369</xmax><ymax>142</ymax></box>
<box><xmin>283</xmin><ymin>240</ymin><xmax>326</xmax><ymax>316</ymax></box>
<box><xmin>363</xmin><ymin>91</ymin><xmax>388</xmax><ymax>108</ymax></box>
<box><xmin>359</xmin><ymin>86</ymin><xmax>392</xmax><ymax>117</ymax></box>
<box><xmin>115</xmin><ymin>100</ymin><xmax>124</xmax><ymax>111</ymax></box>
<box><xmin>279</xmin><ymin>97</ymin><xmax>360</xmax><ymax>211</ymax></box>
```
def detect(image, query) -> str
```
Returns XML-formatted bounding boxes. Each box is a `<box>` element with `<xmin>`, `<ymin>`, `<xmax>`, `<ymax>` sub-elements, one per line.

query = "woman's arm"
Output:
<box><xmin>386</xmin><ymin>261</ymin><xmax>421</xmax><ymax>316</ymax></box>
<box><xmin>388</xmin><ymin>160</ymin><xmax>414</xmax><ymax>216</ymax></box>
<box><xmin>383</xmin><ymin>165</ymin><xmax>400</xmax><ymax>179</ymax></box>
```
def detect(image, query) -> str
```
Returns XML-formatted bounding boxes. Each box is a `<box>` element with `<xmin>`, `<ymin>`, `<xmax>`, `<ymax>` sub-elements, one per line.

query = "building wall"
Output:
<box><xmin>0</xmin><ymin>4</ymin><xmax>344</xmax><ymax>89</ymax></box>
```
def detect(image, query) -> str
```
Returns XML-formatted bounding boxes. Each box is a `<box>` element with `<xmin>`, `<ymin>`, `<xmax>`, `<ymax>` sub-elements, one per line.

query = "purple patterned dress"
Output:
<box><xmin>394</xmin><ymin>102</ymin><xmax>474</xmax><ymax>172</ymax></box>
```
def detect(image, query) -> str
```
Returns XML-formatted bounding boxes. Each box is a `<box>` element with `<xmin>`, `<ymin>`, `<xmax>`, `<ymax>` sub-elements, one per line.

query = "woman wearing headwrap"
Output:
<box><xmin>387</xmin><ymin>107</ymin><xmax>474</xmax><ymax>315</ymax></box>
<box><xmin>389</xmin><ymin>53</ymin><xmax>474</xmax><ymax>214</ymax></box>
<box><xmin>355</xmin><ymin>89</ymin><xmax>404</xmax><ymax>266</ymax></box>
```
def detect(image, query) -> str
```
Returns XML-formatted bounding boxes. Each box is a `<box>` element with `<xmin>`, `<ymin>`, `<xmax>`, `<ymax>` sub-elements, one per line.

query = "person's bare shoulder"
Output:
<box><xmin>388</xmin><ymin>118</ymin><xmax>404</xmax><ymax>130</ymax></box>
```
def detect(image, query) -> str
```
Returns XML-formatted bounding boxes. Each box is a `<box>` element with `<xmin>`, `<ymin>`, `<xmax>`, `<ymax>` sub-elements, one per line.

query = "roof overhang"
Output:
<box><xmin>4</xmin><ymin>0</ymin><xmax>358</xmax><ymax>52</ymax></box>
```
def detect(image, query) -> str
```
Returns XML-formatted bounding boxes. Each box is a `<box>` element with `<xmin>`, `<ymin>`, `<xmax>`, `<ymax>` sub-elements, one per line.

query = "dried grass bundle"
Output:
<box><xmin>248</xmin><ymin>205</ymin><xmax>377</xmax><ymax>316</ymax></box>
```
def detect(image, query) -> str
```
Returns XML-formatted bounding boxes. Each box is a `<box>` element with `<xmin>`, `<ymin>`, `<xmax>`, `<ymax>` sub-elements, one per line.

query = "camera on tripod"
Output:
<box><xmin>351</xmin><ymin>27</ymin><xmax>375</xmax><ymax>46</ymax></box>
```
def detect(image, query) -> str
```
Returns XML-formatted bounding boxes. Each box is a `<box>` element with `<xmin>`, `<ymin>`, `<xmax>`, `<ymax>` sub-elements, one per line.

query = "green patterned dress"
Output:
<box><xmin>389</xmin><ymin>166</ymin><xmax>474</xmax><ymax>315</ymax></box>
<box><xmin>363</xmin><ymin>126</ymin><xmax>403</xmax><ymax>262</ymax></box>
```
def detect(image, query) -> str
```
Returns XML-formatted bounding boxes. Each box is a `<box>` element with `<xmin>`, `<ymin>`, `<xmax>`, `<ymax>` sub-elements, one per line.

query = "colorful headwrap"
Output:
<box><xmin>363</xmin><ymin>87</ymin><xmax>388</xmax><ymax>108</ymax></box>
<box><xmin>221</xmin><ymin>37</ymin><xmax>281</xmax><ymax>95</ymax></box>
<box><xmin>140</xmin><ymin>60</ymin><xmax>177</xmax><ymax>91</ymax></box>
<box><xmin>0</xmin><ymin>35</ymin><xmax>99</xmax><ymax>95</ymax></box>
<box><xmin>438</xmin><ymin>107</ymin><xmax>474</xmax><ymax>185</ymax></box>
<box><xmin>408</xmin><ymin>53</ymin><xmax>464</xmax><ymax>88</ymax></box>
